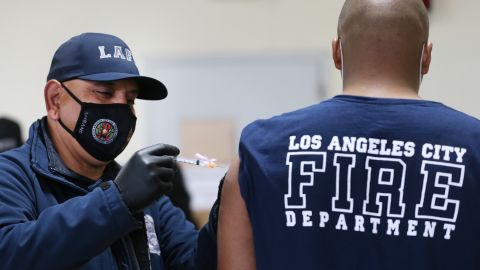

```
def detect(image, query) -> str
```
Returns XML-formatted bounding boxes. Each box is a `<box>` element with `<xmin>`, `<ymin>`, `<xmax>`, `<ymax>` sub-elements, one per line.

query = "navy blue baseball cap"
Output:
<box><xmin>47</xmin><ymin>32</ymin><xmax>167</xmax><ymax>100</ymax></box>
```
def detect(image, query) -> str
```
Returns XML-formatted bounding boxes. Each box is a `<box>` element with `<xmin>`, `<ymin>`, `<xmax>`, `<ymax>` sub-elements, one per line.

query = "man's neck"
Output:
<box><xmin>46</xmin><ymin>118</ymin><xmax>106</xmax><ymax>180</ymax></box>
<box><xmin>342</xmin><ymin>84</ymin><xmax>421</xmax><ymax>100</ymax></box>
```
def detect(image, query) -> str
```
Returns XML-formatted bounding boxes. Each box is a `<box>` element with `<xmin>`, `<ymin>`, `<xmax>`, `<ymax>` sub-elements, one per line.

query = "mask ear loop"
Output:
<box><xmin>339</xmin><ymin>39</ymin><xmax>345</xmax><ymax>85</ymax></box>
<box><xmin>58</xmin><ymin>82</ymin><xmax>82</xmax><ymax>136</ymax></box>
<box><xmin>418</xmin><ymin>42</ymin><xmax>426</xmax><ymax>89</ymax></box>
<box><xmin>60</xmin><ymin>82</ymin><xmax>83</xmax><ymax>105</ymax></box>
<box><xmin>58</xmin><ymin>118</ymin><xmax>76</xmax><ymax>136</ymax></box>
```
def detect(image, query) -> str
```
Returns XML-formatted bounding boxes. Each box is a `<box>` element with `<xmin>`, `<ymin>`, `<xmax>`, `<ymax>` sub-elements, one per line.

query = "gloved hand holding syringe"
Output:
<box><xmin>175</xmin><ymin>153</ymin><xmax>224</xmax><ymax>168</ymax></box>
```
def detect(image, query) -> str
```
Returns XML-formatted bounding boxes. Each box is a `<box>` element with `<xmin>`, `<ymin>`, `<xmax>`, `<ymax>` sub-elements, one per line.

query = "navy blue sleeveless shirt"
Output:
<box><xmin>239</xmin><ymin>95</ymin><xmax>480</xmax><ymax>270</ymax></box>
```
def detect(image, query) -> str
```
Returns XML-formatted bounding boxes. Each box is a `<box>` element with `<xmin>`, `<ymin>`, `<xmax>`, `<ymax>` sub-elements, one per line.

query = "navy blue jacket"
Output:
<box><xmin>0</xmin><ymin>119</ymin><xmax>216</xmax><ymax>270</ymax></box>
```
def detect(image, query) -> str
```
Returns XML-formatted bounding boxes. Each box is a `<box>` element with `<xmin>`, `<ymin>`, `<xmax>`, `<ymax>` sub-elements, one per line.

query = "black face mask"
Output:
<box><xmin>58</xmin><ymin>83</ymin><xmax>137</xmax><ymax>162</ymax></box>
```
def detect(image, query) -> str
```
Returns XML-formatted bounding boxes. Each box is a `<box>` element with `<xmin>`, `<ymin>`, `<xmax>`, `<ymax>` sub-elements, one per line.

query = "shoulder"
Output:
<box><xmin>0</xmin><ymin>144</ymin><xmax>37</xmax><ymax>204</ymax></box>
<box><xmin>241</xmin><ymin>102</ymin><xmax>322</xmax><ymax>142</ymax></box>
<box><xmin>423</xmin><ymin>103</ymin><xmax>480</xmax><ymax>135</ymax></box>
<box><xmin>0</xmin><ymin>144</ymin><xmax>33</xmax><ymax>180</ymax></box>
<box><xmin>439</xmin><ymin>104</ymin><xmax>480</xmax><ymax>123</ymax></box>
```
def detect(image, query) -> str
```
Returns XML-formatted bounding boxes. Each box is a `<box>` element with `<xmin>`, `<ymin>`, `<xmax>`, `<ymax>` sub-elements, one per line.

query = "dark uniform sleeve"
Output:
<box><xmin>195</xmin><ymin>176</ymin><xmax>224</xmax><ymax>270</ymax></box>
<box><xmin>0</xmin><ymin>157</ymin><xmax>138</xmax><ymax>270</ymax></box>
<box><xmin>152</xmin><ymin>178</ymin><xmax>224</xmax><ymax>270</ymax></box>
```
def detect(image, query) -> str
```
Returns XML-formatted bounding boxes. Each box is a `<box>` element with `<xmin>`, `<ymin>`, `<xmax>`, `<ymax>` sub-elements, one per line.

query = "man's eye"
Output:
<box><xmin>95</xmin><ymin>90</ymin><xmax>113</xmax><ymax>97</ymax></box>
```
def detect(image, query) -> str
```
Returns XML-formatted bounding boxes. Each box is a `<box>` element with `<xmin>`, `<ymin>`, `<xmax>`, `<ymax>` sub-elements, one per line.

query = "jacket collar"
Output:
<box><xmin>40</xmin><ymin>117</ymin><xmax>87</xmax><ymax>180</ymax></box>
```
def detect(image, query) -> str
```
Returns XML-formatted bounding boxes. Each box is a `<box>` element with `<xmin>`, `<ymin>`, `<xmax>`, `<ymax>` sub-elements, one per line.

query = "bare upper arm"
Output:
<box><xmin>217</xmin><ymin>155</ymin><xmax>256</xmax><ymax>270</ymax></box>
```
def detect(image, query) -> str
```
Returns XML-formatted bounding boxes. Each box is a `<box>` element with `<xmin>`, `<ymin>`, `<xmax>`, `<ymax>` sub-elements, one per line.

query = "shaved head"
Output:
<box><xmin>334</xmin><ymin>0</ymin><xmax>431</xmax><ymax>95</ymax></box>
<box><xmin>338</xmin><ymin>0</ymin><xmax>429</xmax><ymax>43</ymax></box>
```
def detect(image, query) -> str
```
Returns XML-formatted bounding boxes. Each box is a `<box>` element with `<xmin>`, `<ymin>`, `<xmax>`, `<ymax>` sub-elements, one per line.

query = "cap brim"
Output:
<box><xmin>78</xmin><ymin>73</ymin><xmax>168</xmax><ymax>100</ymax></box>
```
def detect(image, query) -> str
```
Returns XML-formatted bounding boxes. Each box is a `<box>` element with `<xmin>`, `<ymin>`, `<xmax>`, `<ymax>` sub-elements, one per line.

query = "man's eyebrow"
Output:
<box><xmin>128</xmin><ymin>88</ymin><xmax>140</xmax><ymax>96</ymax></box>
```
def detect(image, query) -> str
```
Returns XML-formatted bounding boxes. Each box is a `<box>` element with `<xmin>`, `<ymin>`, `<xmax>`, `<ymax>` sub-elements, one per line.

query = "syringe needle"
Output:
<box><xmin>176</xmin><ymin>157</ymin><xmax>220</xmax><ymax>168</ymax></box>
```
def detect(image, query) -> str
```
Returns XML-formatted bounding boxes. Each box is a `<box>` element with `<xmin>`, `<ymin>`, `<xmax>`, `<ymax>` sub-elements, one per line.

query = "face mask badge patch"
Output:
<box><xmin>92</xmin><ymin>119</ymin><xmax>118</xmax><ymax>145</ymax></box>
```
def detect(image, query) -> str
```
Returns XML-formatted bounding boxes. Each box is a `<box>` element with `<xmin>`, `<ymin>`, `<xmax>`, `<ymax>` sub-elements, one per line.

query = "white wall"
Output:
<box><xmin>0</xmin><ymin>0</ymin><xmax>342</xmax><ymax>135</ymax></box>
<box><xmin>421</xmin><ymin>0</ymin><xmax>480</xmax><ymax>115</ymax></box>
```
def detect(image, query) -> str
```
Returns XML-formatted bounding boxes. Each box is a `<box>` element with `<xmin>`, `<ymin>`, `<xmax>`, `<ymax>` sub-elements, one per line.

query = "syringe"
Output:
<box><xmin>175</xmin><ymin>157</ymin><xmax>221</xmax><ymax>168</ymax></box>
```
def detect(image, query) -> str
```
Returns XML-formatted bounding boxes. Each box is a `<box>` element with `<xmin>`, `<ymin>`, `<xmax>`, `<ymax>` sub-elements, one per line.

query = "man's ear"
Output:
<box><xmin>332</xmin><ymin>38</ymin><xmax>342</xmax><ymax>70</ymax></box>
<box><xmin>421</xmin><ymin>42</ymin><xmax>433</xmax><ymax>75</ymax></box>
<box><xmin>44</xmin><ymin>80</ymin><xmax>63</xmax><ymax>120</ymax></box>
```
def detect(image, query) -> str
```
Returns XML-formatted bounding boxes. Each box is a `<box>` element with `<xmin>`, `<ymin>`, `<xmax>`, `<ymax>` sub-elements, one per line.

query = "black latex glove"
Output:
<box><xmin>114</xmin><ymin>143</ymin><xmax>179</xmax><ymax>213</ymax></box>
